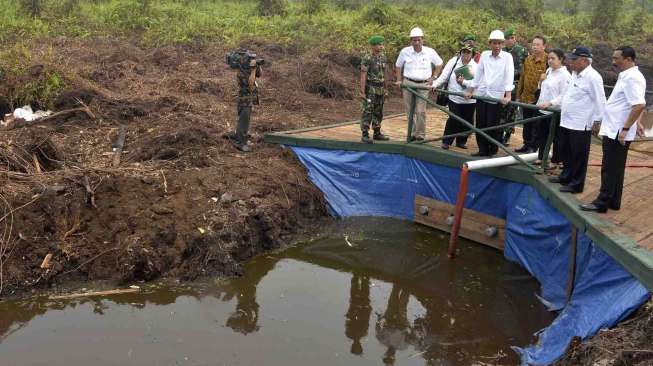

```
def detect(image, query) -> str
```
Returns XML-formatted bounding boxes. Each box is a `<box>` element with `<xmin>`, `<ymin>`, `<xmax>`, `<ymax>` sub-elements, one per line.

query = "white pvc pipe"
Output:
<box><xmin>464</xmin><ymin>152</ymin><xmax>540</xmax><ymax>171</ymax></box>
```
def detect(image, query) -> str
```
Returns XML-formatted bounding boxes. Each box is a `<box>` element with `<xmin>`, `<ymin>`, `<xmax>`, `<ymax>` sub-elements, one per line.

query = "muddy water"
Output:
<box><xmin>0</xmin><ymin>218</ymin><xmax>553</xmax><ymax>366</ymax></box>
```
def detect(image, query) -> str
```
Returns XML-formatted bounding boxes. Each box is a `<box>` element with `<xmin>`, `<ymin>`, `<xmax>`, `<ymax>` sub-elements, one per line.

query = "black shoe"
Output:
<box><xmin>609</xmin><ymin>204</ymin><xmax>620</xmax><ymax>210</ymax></box>
<box><xmin>580</xmin><ymin>203</ymin><xmax>607</xmax><ymax>213</ymax></box>
<box><xmin>361</xmin><ymin>134</ymin><xmax>373</xmax><ymax>144</ymax></box>
<box><xmin>471</xmin><ymin>152</ymin><xmax>488</xmax><ymax>157</ymax></box>
<box><xmin>515</xmin><ymin>145</ymin><xmax>530</xmax><ymax>153</ymax></box>
<box><xmin>559</xmin><ymin>186</ymin><xmax>580</xmax><ymax>194</ymax></box>
<box><xmin>441</xmin><ymin>143</ymin><xmax>450</xmax><ymax>150</ymax></box>
<box><xmin>411</xmin><ymin>136</ymin><xmax>424</xmax><ymax>141</ymax></box>
<box><xmin>548</xmin><ymin>176</ymin><xmax>568</xmax><ymax>184</ymax></box>
<box><xmin>373</xmin><ymin>132</ymin><xmax>389</xmax><ymax>141</ymax></box>
<box><xmin>236</xmin><ymin>144</ymin><xmax>251</xmax><ymax>152</ymax></box>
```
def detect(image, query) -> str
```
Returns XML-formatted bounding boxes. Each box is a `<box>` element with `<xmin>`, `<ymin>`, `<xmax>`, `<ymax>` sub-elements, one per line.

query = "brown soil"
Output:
<box><xmin>0</xmin><ymin>37</ymin><xmax>405</xmax><ymax>297</ymax></box>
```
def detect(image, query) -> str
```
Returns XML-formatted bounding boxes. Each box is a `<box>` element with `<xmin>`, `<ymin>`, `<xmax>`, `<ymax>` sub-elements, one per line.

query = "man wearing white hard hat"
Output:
<box><xmin>395</xmin><ymin>27</ymin><xmax>444</xmax><ymax>141</ymax></box>
<box><xmin>464</xmin><ymin>30</ymin><xmax>514</xmax><ymax>156</ymax></box>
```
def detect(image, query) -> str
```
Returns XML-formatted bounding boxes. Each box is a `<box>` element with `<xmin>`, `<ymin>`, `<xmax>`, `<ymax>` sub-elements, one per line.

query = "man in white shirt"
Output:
<box><xmin>580</xmin><ymin>46</ymin><xmax>647</xmax><ymax>212</ymax></box>
<box><xmin>395</xmin><ymin>27</ymin><xmax>444</xmax><ymax>141</ymax></box>
<box><xmin>549</xmin><ymin>46</ymin><xmax>606</xmax><ymax>194</ymax></box>
<box><xmin>464</xmin><ymin>30</ymin><xmax>514</xmax><ymax>157</ymax></box>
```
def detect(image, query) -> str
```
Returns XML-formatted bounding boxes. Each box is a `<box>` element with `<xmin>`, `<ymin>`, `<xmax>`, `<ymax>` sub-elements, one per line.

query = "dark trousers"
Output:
<box><xmin>522</xmin><ymin>108</ymin><xmax>539</xmax><ymax>149</ymax></box>
<box><xmin>558</xmin><ymin>127</ymin><xmax>591</xmax><ymax>192</ymax></box>
<box><xmin>236</xmin><ymin>104</ymin><xmax>252</xmax><ymax>145</ymax></box>
<box><xmin>593</xmin><ymin>136</ymin><xmax>631</xmax><ymax>210</ymax></box>
<box><xmin>475</xmin><ymin>101</ymin><xmax>501</xmax><ymax>156</ymax></box>
<box><xmin>534</xmin><ymin>113</ymin><xmax>561</xmax><ymax>161</ymax></box>
<box><xmin>443</xmin><ymin>101</ymin><xmax>474</xmax><ymax>146</ymax></box>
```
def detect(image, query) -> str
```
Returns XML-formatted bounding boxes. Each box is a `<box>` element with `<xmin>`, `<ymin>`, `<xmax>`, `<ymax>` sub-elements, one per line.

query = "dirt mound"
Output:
<box><xmin>0</xmin><ymin>129</ymin><xmax>65</xmax><ymax>173</ymax></box>
<box><xmin>554</xmin><ymin>300</ymin><xmax>653</xmax><ymax>366</ymax></box>
<box><xmin>128</xmin><ymin>126</ymin><xmax>218</xmax><ymax>166</ymax></box>
<box><xmin>302</xmin><ymin>59</ymin><xmax>355</xmax><ymax>99</ymax></box>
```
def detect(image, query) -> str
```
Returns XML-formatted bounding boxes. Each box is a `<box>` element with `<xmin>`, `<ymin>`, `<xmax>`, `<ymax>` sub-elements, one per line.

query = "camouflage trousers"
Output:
<box><xmin>360</xmin><ymin>94</ymin><xmax>384</xmax><ymax>132</ymax></box>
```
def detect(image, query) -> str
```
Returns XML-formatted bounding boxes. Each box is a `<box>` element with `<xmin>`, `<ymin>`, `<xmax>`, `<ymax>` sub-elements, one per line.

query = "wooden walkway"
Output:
<box><xmin>284</xmin><ymin>109</ymin><xmax>653</xmax><ymax>253</ymax></box>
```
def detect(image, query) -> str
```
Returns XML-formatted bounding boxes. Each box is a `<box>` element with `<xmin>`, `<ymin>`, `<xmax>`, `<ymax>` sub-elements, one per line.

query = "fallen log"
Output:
<box><xmin>49</xmin><ymin>288</ymin><xmax>140</xmax><ymax>300</ymax></box>
<box><xmin>2</xmin><ymin>107</ymin><xmax>95</xmax><ymax>131</ymax></box>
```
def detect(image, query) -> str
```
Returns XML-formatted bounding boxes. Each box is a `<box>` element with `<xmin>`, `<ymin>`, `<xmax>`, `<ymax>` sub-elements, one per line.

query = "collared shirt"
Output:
<box><xmin>599</xmin><ymin>66</ymin><xmax>646</xmax><ymax>141</ymax></box>
<box><xmin>517</xmin><ymin>53</ymin><xmax>548</xmax><ymax>103</ymax></box>
<box><xmin>559</xmin><ymin>65</ymin><xmax>606</xmax><ymax>131</ymax></box>
<box><xmin>432</xmin><ymin>56</ymin><xmax>478</xmax><ymax>104</ymax></box>
<box><xmin>395</xmin><ymin>46</ymin><xmax>443</xmax><ymax>81</ymax></box>
<box><xmin>470</xmin><ymin>50</ymin><xmax>515</xmax><ymax>102</ymax></box>
<box><xmin>537</xmin><ymin>66</ymin><xmax>571</xmax><ymax>114</ymax></box>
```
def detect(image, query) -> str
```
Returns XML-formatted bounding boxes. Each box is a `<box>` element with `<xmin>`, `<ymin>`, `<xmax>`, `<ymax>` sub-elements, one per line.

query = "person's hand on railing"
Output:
<box><xmin>463</xmin><ymin>90</ymin><xmax>474</xmax><ymax>100</ymax></box>
<box><xmin>537</xmin><ymin>101</ymin><xmax>552</xmax><ymax>109</ymax></box>
<box><xmin>394</xmin><ymin>80</ymin><xmax>402</xmax><ymax>87</ymax></box>
<box><xmin>500</xmin><ymin>96</ymin><xmax>511</xmax><ymax>105</ymax></box>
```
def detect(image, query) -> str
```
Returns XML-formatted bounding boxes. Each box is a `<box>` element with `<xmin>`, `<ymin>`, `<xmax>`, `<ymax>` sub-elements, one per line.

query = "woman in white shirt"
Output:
<box><xmin>536</xmin><ymin>49</ymin><xmax>571</xmax><ymax>165</ymax></box>
<box><xmin>432</xmin><ymin>45</ymin><xmax>478</xmax><ymax>149</ymax></box>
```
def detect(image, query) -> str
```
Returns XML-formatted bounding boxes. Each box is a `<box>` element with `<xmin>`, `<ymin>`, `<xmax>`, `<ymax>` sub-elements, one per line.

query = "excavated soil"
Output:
<box><xmin>0</xmin><ymin>37</ymin><xmax>405</xmax><ymax>297</ymax></box>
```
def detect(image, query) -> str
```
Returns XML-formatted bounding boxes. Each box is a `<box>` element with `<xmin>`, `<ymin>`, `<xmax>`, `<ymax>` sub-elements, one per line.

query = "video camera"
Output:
<box><xmin>226</xmin><ymin>49</ymin><xmax>265</xmax><ymax>70</ymax></box>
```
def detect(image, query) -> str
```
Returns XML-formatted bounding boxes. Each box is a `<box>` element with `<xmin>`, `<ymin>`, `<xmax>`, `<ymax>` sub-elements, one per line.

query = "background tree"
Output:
<box><xmin>259</xmin><ymin>0</ymin><xmax>287</xmax><ymax>16</ymax></box>
<box><xmin>591</xmin><ymin>0</ymin><xmax>624</xmax><ymax>36</ymax></box>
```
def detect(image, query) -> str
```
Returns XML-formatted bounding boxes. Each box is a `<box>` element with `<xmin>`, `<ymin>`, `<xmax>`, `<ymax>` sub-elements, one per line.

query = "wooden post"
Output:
<box><xmin>448</xmin><ymin>165</ymin><xmax>469</xmax><ymax>259</ymax></box>
<box><xmin>112</xmin><ymin>126</ymin><xmax>126</xmax><ymax>167</ymax></box>
<box><xmin>566</xmin><ymin>226</ymin><xmax>578</xmax><ymax>304</ymax></box>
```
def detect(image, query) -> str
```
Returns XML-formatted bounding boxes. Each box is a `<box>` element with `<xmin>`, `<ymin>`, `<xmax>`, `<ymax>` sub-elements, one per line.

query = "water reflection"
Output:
<box><xmin>0</xmin><ymin>218</ymin><xmax>554</xmax><ymax>366</ymax></box>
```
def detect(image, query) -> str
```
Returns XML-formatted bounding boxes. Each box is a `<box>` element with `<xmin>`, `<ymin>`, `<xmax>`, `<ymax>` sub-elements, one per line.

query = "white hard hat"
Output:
<box><xmin>488</xmin><ymin>30</ymin><xmax>505</xmax><ymax>41</ymax></box>
<box><xmin>409</xmin><ymin>27</ymin><xmax>424</xmax><ymax>38</ymax></box>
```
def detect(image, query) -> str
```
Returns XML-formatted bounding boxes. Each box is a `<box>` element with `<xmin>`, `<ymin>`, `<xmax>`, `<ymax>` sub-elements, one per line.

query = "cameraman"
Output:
<box><xmin>232</xmin><ymin>51</ymin><xmax>262</xmax><ymax>152</ymax></box>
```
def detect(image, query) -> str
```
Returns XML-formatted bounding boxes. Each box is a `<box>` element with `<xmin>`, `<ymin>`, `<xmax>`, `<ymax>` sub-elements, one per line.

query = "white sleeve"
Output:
<box><xmin>471</xmin><ymin>55</ymin><xmax>484</xmax><ymax>89</ymax></box>
<box><xmin>624</xmin><ymin>76</ymin><xmax>647</xmax><ymax>106</ymax></box>
<box><xmin>590</xmin><ymin>74</ymin><xmax>606</xmax><ymax>122</ymax></box>
<box><xmin>504</xmin><ymin>53</ymin><xmax>515</xmax><ymax>92</ymax></box>
<box><xmin>430</xmin><ymin>50</ymin><xmax>443</xmax><ymax>66</ymax></box>
<box><xmin>395</xmin><ymin>49</ymin><xmax>407</xmax><ymax>68</ymax></box>
<box><xmin>551</xmin><ymin>73</ymin><xmax>571</xmax><ymax>106</ymax></box>
<box><xmin>432</xmin><ymin>58</ymin><xmax>454</xmax><ymax>88</ymax></box>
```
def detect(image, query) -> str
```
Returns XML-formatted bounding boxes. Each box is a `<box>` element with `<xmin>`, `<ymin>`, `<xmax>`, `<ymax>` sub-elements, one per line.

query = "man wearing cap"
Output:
<box><xmin>360</xmin><ymin>35</ymin><xmax>389</xmax><ymax>143</ymax></box>
<box><xmin>462</xmin><ymin>34</ymin><xmax>481</xmax><ymax>63</ymax></box>
<box><xmin>515</xmin><ymin>35</ymin><xmax>548</xmax><ymax>153</ymax></box>
<box><xmin>464</xmin><ymin>30</ymin><xmax>514</xmax><ymax>157</ymax></box>
<box><xmin>549</xmin><ymin>46</ymin><xmax>606</xmax><ymax>194</ymax></box>
<box><xmin>395</xmin><ymin>27</ymin><xmax>444</xmax><ymax>141</ymax></box>
<box><xmin>499</xmin><ymin>27</ymin><xmax>528</xmax><ymax>144</ymax></box>
<box><xmin>580</xmin><ymin>46</ymin><xmax>646</xmax><ymax>212</ymax></box>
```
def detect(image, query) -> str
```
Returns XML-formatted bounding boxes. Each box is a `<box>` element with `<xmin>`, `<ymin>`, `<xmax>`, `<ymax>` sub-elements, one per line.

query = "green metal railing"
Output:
<box><xmin>402</xmin><ymin>84</ymin><xmax>561</xmax><ymax>173</ymax></box>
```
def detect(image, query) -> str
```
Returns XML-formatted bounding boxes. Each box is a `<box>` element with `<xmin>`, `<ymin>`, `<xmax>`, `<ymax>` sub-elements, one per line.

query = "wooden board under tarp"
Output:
<box><xmin>413</xmin><ymin>195</ymin><xmax>506</xmax><ymax>251</ymax></box>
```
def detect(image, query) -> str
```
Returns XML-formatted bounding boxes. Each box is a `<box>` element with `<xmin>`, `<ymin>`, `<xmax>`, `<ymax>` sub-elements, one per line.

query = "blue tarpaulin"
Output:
<box><xmin>290</xmin><ymin>146</ymin><xmax>650</xmax><ymax>366</ymax></box>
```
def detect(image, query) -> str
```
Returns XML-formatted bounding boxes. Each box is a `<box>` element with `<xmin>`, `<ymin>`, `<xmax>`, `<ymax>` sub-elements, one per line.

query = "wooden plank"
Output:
<box><xmin>414</xmin><ymin>195</ymin><xmax>506</xmax><ymax>251</ymax></box>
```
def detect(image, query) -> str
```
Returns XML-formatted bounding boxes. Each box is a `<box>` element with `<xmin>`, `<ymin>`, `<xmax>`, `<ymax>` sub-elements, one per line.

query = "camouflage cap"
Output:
<box><xmin>368</xmin><ymin>35</ymin><xmax>385</xmax><ymax>45</ymax></box>
<box><xmin>462</xmin><ymin>34</ymin><xmax>476</xmax><ymax>42</ymax></box>
<box><xmin>504</xmin><ymin>27</ymin><xmax>515</xmax><ymax>38</ymax></box>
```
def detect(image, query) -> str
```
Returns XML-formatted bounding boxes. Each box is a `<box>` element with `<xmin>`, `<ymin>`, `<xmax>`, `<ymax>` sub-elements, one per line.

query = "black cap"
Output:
<box><xmin>567</xmin><ymin>46</ymin><xmax>592</xmax><ymax>59</ymax></box>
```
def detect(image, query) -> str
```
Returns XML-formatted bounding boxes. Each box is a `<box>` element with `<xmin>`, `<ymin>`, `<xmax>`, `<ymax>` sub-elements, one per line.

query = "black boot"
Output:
<box><xmin>361</xmin><ymin>131</ymin><xmax>373</xmax><ymax>144</ymax></box>
<box><xmin>373</xmin><ymin>129</ymin><xmax>389</xmax><ymax>141</ymax></box>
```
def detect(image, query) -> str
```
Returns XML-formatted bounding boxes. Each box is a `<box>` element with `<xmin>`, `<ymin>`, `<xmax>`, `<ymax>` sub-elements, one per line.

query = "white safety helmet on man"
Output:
<box><xmin>409</xmin><ymin>27</ymin><xmax>424</xmax><ymax>38</ymax></box>
<box><xmin>488</xmin><ymin>30</ymin><xmax>505</xmax><ymax>41</ymax></box>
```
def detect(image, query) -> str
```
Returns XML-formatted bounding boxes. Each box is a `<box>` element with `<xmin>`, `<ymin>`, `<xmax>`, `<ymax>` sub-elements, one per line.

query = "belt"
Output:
<box><xmin>405</xmin><ymin>78</ymin><xmax>429</xmax><ymax>83</ymax></box>
<box><xmin>366</xmin><ymin>80</ymin><xmax>384</xmax><ymax>88</ymax></box>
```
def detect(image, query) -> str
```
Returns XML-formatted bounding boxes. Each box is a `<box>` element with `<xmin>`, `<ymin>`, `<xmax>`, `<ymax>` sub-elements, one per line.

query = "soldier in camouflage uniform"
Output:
<box><xmin>234</xmin><ymin>56</ymin><xmax>262</xmax><ymax>152</ymax></box>
<box><xmin>500</xmin><ymin>27</ymin><xmax>528</xmax><ymax>144</ymax></box>
<box><xmin>360</xmin><ymin>35</ymin><xmax>389</xmax><ymax>144</ymax></box>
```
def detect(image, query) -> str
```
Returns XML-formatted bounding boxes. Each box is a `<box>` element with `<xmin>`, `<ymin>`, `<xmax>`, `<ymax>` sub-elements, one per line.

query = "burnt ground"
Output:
<box><xmin>0</xmin><ymin>38</ymin><xmax>651</xmax><ymax>364</ymax></box>
<box><xmin>0</xmin><ymin>37</ymin><xmax>405</xmax><ymax>297</ymax></box>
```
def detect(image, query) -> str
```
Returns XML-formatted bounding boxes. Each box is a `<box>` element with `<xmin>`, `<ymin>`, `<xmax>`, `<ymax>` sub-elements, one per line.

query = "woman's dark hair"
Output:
<box><xmin>549</xmin><ymin>48</ymin><xmax>565</xmax><ymax>62</ymax></box>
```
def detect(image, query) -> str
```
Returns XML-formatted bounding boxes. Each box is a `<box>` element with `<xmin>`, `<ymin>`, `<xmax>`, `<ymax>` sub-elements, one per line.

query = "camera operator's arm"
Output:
<box><xmin>248</xmin><ymin>59</ymin><xmax>258</xmax><ymax>90</ymax></box>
